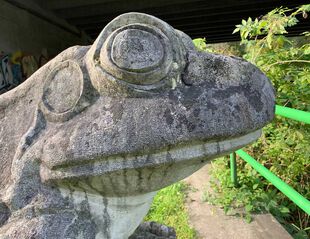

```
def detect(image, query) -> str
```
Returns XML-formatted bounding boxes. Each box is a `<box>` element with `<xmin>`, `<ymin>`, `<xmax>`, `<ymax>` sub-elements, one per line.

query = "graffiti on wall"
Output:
<box><xmin>0</xmin><ymin>49</ymin><xmax>51</xmax><ymax>92</ymax></box>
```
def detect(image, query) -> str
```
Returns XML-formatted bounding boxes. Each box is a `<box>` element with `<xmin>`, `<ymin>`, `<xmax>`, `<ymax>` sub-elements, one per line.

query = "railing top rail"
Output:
<box><xmin>275</xmin><ymin>105</ymin><xmax>310</xmax><ymax>124</ymax></box>
<box><xmin>236</xmin><ymin>149</ymin><xmax>310</xmax><ymax>215</ymax></box>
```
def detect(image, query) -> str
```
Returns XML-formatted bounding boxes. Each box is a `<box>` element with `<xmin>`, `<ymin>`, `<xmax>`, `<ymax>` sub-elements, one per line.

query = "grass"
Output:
<box><xmin>145</xmin><ymin>182</ymin><xmax>197</xmax><ymax>239</ymax></box>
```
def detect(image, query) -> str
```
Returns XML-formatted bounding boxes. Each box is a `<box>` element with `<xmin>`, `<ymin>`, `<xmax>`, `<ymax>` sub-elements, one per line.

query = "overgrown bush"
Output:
<box><xmin>195</xmin><ymin>4</ymin><xmax>310</xmax><ymax>238</ymax></box>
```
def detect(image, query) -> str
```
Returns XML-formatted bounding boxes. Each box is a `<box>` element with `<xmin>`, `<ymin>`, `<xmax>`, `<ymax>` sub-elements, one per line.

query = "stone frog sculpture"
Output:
<box><xmin>0</xmin><ymin>13</ymin><xmax>275</xmax><ymax>239</ymax></box>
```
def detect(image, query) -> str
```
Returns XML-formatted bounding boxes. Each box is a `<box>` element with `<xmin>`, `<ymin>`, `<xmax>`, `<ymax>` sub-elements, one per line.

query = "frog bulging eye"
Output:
<box><xmin>41</xmin><ymin>60</ymin><xmax>85</xmax><ymax>122</ymax></box>
<box><xmin>86</xmin><ymin>13</ymin><xmax>187</xmax><ymax>96</ymax></box>
<box><xmin>99</xmin><ymin>24</ymin><xmax>172</xmax><ymax>86</ymax></box>
<box><xmin>111</xmin><ymin>29</ymin><xmax>164</xmax><ymax>72</ymax></box>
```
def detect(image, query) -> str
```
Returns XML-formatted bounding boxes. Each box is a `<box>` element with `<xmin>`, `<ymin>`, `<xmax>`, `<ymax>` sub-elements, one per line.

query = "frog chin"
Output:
<box><xmin>41</xmin><ymin>129</ymin><xmax>261</xmax><ymax>196</ymax></box>
<box><xmin>59</xmin><ymin>188</ymin><xmax>156</xmax><ymax>239</ymax></box>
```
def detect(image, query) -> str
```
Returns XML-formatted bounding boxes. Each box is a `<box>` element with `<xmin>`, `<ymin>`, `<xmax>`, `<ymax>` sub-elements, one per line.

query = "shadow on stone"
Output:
<box><xmin>0</xmin><ymin>202</ymin><xmax>10</xmax><ymax>227</ymax></box>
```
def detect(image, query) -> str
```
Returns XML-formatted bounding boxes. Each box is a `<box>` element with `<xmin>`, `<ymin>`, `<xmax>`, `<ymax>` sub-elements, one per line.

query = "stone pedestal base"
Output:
<box><xmin>130</xmin><ymin>221</ymin><xmax>176</xmax><ymax>239</ymax></box>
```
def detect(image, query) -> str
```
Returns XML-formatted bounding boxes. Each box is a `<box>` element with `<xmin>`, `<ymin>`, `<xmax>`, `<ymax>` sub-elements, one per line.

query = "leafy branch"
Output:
<box><xmin>264</xmin><ymin>60</ymin><xmax>310</xmax><ymax>71</ymax></box>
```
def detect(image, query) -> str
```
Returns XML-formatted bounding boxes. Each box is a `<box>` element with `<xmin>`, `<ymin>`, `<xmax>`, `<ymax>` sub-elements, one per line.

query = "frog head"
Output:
<box><xmin>0</xmin><ymin>12</ymin><xmax>274</xmax><ymax>239</ymax></box>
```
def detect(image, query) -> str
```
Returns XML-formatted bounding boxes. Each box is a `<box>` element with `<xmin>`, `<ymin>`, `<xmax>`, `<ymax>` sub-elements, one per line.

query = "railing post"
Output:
<box><xmin>230</xmin><ymin>152</ymin><xmax>238</xmax><ymax>187</ymax></box>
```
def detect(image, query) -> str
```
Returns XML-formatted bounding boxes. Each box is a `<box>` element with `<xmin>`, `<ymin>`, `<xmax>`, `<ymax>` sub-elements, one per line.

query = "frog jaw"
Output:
<box><xmin>40</xmin><ymin>129</ymin><xmax>261</xmax><ymax>196</ymax></box>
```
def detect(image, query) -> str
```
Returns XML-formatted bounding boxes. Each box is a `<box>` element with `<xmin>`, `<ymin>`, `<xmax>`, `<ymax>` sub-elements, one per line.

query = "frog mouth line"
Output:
<box><xmin>41</xmin><ymin>129</ymin><xmax>261</xmax><ymax>182</ymax></box>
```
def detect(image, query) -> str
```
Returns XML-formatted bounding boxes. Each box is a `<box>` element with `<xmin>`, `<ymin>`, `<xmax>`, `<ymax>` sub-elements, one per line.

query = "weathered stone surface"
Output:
<box><xmin>129</xmin><ymin>222</ymin><xmax>176</xmax><ymax>239</ymax></box>
<box><xmin>0</xmin><ymin>12</ymin><xmax>275</xmax><ymax>238</ymax></box>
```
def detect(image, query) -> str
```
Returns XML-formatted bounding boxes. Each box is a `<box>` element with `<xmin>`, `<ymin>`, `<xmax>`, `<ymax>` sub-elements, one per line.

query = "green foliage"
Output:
<box><xmin>192</xmin><ymin>38</ymin><xmax>214</xmax><ymax>52</ymax></box>
<box><xmin>233</xmin><ymin>6</ymin><xmax>309</xmax><ymax>49</ymax></box>
<box><xmin>193</xmin><ymin>38</ymin><xmax>242</xmax><ymax>56</ymax></box>
<box><xmin>195</xmin><ymin>4</ymin><xmax>310</xmax><ymax>238</ymax></box>
<box><xmin>203</xmin><ymin>158</ymin><xmax>291</xmax><ymax>223</ymax></box>
<box><xmin>145</xmin><ymin>182</ymin><xmax>196</xmax><ymax>239</ymax></box>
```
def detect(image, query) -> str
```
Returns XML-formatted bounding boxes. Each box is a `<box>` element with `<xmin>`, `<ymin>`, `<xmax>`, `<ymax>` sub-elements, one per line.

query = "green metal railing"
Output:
<box><xmin>230</xmin><ymin>105</ymin><xmax>310</xmax><ymax>215</ymax></box>
<box><xmin>275</xmin><ymin>105</ymin><xmax>310</xmax><ymax>124</ymax></box>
